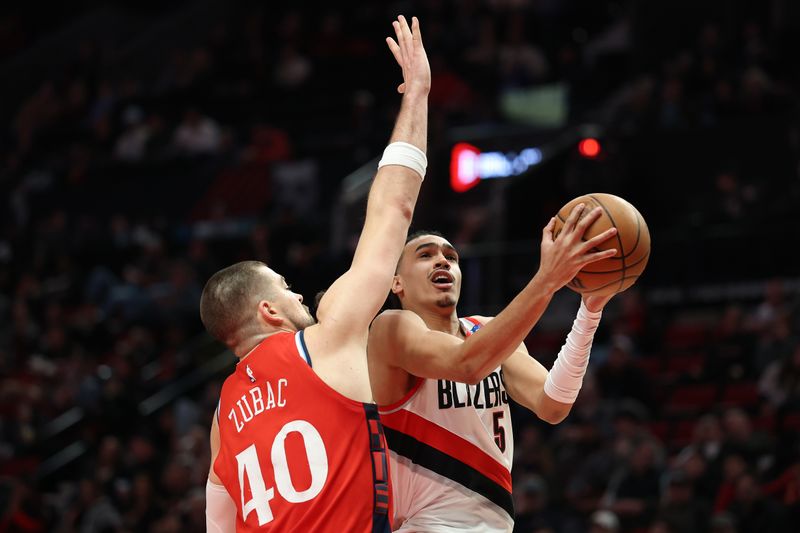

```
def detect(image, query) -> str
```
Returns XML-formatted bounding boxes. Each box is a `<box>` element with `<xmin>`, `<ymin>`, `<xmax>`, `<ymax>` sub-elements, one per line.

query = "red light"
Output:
<box><xmin>450</xmin><ymin>143</ymin><xmax>481</xmax><ymax>193</ymax></box>
<box><xmin>578</xmin><ymin>138</ymin><xmax>601</xmax><ymax>158</ymax></box>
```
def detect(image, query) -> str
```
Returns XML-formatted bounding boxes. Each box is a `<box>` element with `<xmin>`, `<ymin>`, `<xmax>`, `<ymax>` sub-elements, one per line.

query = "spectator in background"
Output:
<box><xmin>172</xmin><ymin>109</ymin><xmax>222</xmax><ymax>155</ymax></box>
<box><xmin>654</xmin><ymin>470</ymin><xmax>710</xmax><ymax>533</ymax></box>
<box><xmin>498</xmin><ymin>15</ymin><xmax>549</xmax><ymax>88</ymax></box>
<box><xmin>671</xmin><ymin>447</ymin><xmax>717</xmax><ymax>503</ymax></box>
<box><xmin>115</xmin><ymin>108</ymin><xmax>168</xmax><ymax>162</ymax></box>
<box><xmin>514</xmin><ymin>425</ymin><xmax>557</xmax><ymax>483</ymax></box>
<box><xmin>428</xmin><ymin>52</ymin><xmax>475</xmax><ymax>113</ymax></box>
<box><xmin>720</xmin><ymin>408</ymin><xmax>773</xmax><ymax>463</ymax></box>
<box><xmin>274</xmin><ymin>44</ymin><xmax>313</xmax><ymax>88</ymax></box>
<box><xmin>614</xmin><ymin>289</ymin><xmax>648</xmax><ymax>338</ymax></box>
<box><xmin>563</xmin><ymin>398</ymin><xmax>651</xmax><ymax>519</ymax></box>
<box><xmin>755</xmin><ymin>316</ymin><xmax>796</xmax><ymax>374</ymax></box>
<box><xmin>659</xmin><ymin>77</ymin><xmax>688</xmax><ymax>129</ymax></box>
<box><xmin>711</xmin><ymin>170</ymin><xmax>759</xmax><ymax>224</ymax></box>
<box><xmin>513</xmin><ymin>474</ymin><xmax>563</xmax><ymax>532</ymax></box>
<box><xmin>595</xmin><ymin>334</ymin><xmax>653</xmax><ymax>408</ymax></box>
<box><xmin>710</xmin><ymin>304</ymin><xmax>755</xmax><ymax>381</ymax></box>
<box><xmin>709</xmin><ymin>513</ymin><xmax>738</xmax><ymax>533</ymax></box>
<box><xmin>759</xmin><ymin>343</ymin><xmax>800</xmax><ymax>410</ymax></box>
<box><xmin>751</xmin><ymin>278</ymin><xmax>792</xmax><ymax>334</ymax></box>
<box><xmin>729</xmin><ymin>472</ymin><xmax>790</xmax><ymax>532</ymax></box>
<box><xmin>601</xmin><ymin>438</ymin><xmax>663</xmax><ymax>531</ymax></box>
<box><xmin>589</xmin><ymin>510</ymin><xmax>620</xmax><ymax>533</ymax></box>
<box><xmin>114</xmin><ymin>106</ymin><xmax>148</xmax><ymax>161</ymax></box>
<box><xmin>714</xmin><ymin>452</ymin><xmax>750</xmax><ymax>514</ymax></box>
<box><xmin>463</xmin><ymin>18</ymin><xmax>499</xmax><ymax>75</ymax></box>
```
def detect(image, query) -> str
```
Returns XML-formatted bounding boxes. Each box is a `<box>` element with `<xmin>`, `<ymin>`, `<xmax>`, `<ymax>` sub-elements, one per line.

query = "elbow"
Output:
<box><xmin>461</xmin><ymin>372</ymin><xmax>484</xmax><ymax>386</ymax></box>
<box><xmin>393</xmin><ymin>197</ymin><xmax>414</xmax><ymax>226</ymax></box>
<box><xmin>453</xmin><ymin>368</ymin><xmax>482</xmax><ymax>386</ymax></box>
<box><xmin>389</xmin><ymin>184</ymin><xmax>416</xmax><ymax>226</ymax></box>
<box><xmin>538</xmin><ymin>406</ymin><xmax>571</xmax><ymax>425</ymax></box>
<box><xmin>368</xmin><ymin>178</ymin><xmax>416</xmax><ymax>227</ymax></box>
<box><xmin>457</xmin><ymin>356</ymin><xmax>486</xmax><ymax>385</ymax></box>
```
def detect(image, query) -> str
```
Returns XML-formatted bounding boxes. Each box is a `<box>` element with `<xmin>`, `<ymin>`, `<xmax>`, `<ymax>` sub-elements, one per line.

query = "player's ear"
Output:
<box><xmin>257</xmin><ymin>300</ymin><xmax>284</xmax><ymax>327</ymax></box>
<box><xmin>391</xmin><ymin>275</ymin><xmax>403</xmax><ymax>296</ymax></box>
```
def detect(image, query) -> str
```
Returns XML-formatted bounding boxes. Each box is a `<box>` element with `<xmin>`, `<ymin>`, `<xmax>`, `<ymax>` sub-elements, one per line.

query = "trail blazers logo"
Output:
<box><xmin>437</xmin><ymin>370</ymin><xmax>509</xmax><ymax>409</ymax></box>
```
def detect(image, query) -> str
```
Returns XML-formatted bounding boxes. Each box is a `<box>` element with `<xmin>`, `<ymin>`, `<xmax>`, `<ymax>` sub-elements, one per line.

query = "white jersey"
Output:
<box><xmin>379</xmin><ymin>317</ymin><xmax>514</xmax><ymax>533</ymax></box>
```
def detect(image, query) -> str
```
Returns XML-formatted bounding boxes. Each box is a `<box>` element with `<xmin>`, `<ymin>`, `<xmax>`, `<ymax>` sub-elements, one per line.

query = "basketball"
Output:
<box><xmin>552</xmin><ymin>193</ymin><xmax>651</xmax><ymax>296</ymax></box>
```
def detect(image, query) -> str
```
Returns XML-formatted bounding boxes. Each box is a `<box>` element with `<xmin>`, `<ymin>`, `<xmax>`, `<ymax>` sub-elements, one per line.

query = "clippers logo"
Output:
<box><xmin>450</xmin><ymin>142</ymin><xmax>543</xmax><ymax>193</ymax></box>
<box><xmin>246</xmin><ymin>365</ymin><xmax>256</xmax><ymax>383</ymax></box>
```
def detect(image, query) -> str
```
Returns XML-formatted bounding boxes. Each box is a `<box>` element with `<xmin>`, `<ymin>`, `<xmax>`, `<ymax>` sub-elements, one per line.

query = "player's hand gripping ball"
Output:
<box><xmin>553</xmin><ymin>193</ymin><xmax>651</xmax><ymax>296</ymax></box>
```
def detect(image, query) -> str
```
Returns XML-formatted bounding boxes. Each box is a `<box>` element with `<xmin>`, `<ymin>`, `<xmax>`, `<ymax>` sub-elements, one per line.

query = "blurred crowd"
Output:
<box><xmin>1</xmin><ymin>1</ymin><xmax>800</xmax><ymax>532</ymax></box>
<box><xmin>511</xmin><ymin>280</ymin><xmax>800</xmax><ymax>533</ymax></box>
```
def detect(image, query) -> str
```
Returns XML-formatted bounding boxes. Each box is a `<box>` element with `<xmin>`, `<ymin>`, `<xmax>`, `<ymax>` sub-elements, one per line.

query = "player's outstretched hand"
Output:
<box><xmin>536</xmin><ymin>204</ymin><xmax>619</xmax><ymax>293</ymax></box>
<box><xmin>386</xmin><ymin>15</ymin><xmax>430</xmax><ymax>96</ymax></box>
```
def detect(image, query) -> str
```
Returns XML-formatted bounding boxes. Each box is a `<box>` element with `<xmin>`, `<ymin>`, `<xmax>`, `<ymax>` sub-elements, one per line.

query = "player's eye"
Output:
<box><xmin>446</xmin><ymin>255</ymin><xmax>458</xmax><ymax>262</ymax></box>
<box><xmin>419</xmin><ymin>253</ymin><xmax>430</xmax><ymax>258</ymax></box>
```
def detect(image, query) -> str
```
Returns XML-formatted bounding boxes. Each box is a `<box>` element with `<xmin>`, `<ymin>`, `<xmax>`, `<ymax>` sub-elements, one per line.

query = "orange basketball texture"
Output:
<box><xmin>552</xmin><ymin>193</ymin><xmax>651</xmax><ymax>296</ymax></box>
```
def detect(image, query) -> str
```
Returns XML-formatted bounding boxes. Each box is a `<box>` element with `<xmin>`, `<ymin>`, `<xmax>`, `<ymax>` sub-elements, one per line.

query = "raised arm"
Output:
<box><xmin>371</xmin><ymin>205</ymin><xmax>618</xmax><ymax>385</ymax></box>
<box><xmin>315</xmin><ymin>16</ymin><xmax>430</xmax><ymax>343</ymax></box>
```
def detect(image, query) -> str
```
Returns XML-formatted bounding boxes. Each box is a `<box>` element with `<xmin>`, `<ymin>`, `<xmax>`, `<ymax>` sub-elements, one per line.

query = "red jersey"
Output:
<box><xmin>214</xmin><ymin>330</ymin><xmax>391</xmax><ymax>532</ymax></box>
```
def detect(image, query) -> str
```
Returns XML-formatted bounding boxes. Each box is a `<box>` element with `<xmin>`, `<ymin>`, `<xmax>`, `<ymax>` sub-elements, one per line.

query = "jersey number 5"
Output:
<box><xmin>235</xmin><ymin>420</ymin><xmax>329</xmax><ymax>525</ymax></box>
<box><xmin>492</xmin><ymin>411</ymin><xmax>506</xmax><ymax>452</ymax></box>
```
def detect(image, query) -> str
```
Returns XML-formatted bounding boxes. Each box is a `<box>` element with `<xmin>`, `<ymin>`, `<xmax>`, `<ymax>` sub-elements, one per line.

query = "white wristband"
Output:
<box><xmin>378</xmin><ymin>141</ymin><xmax>427</xmax><ymax>180</ymax></box>
<box><xmin>543</xmin><ymin>300</ymin><xmax>602</xmax><ymax>404</ymax></box>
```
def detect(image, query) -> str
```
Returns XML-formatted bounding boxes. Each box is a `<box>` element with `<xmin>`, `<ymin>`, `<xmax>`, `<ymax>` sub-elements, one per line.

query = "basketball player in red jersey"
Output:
<box><xmin>202</xmin><ymin>16</ymin><xmax>430</xmax><ymax>532</ymax></box>
<box><xmin>367</xmin><ymin>207</ymin><xmax>618</xmax><ymax>532</ymax></box>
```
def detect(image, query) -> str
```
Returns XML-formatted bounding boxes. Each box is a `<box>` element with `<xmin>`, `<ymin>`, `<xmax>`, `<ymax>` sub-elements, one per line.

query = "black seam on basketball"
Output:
<box><xmin>611</xmin><ymin>206</ymin><xmax>644</xmax><ymax>259</ymax></box>
<box><xmin>621</xmin><ymin>208</ymin><xmax>642</xmax><ymax>259</ymax></box>
<box><xmin>556</xmin><ymin>197</ymin><xmax>598</xmax><ymax>237</ymax></box>
<box><xmin>578</xmin><ymin>251</ymin><xmax>650</xmax><ymax>274</ymax></box>
<box><xmin>588</xmin><ymin>194</ymin><xmax>626</xmax><ymax>292</ymax></box>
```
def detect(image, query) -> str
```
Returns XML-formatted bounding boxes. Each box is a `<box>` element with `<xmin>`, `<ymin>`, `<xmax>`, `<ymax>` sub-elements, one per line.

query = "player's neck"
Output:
<box><xmin>414</xmin><ymin>306</ymin><xmax>461</xmax><ymax>337</ymax></box>
<box><xmin>233</xmin><ymin>328</ymin><xmax>293</xmax><ymax>359</ymax></box>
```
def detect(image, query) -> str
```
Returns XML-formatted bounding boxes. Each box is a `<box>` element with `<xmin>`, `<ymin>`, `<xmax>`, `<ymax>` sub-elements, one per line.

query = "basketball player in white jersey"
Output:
<box><xmin>367</xmin><ymin>204</ymin><xmax>618</xmax><ymax>532</ymax></box>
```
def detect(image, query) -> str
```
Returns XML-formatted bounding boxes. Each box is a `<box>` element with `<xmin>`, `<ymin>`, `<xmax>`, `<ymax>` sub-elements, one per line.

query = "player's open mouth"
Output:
<box><xmin>429</xmin><ymin>270</ymin><xmax>454</xmax><ymax>290</ymax></box>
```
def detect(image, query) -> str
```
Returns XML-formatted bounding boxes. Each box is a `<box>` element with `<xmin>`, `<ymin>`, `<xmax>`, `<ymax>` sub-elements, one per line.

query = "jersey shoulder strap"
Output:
<box><xmin>459</xmin><ymin>316</ymin><xmax>483</xmax><ymax>336</ymax></box>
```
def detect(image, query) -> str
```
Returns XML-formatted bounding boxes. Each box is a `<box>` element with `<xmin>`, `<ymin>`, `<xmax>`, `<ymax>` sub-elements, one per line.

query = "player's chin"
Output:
<box><xmin>435</xmin><ymin>296</ymin><xmax>457</xmax><ymax>308</ymax></box>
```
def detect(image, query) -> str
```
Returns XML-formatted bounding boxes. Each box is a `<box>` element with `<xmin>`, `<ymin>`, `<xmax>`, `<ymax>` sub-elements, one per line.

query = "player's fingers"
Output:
<box><xmin>583</xmin><ymin>248</ymin><xmax>618</xmax><ymax>264</ymax></box>
<box><xmin>575</xmin><ymin>207</ymin><xmax>603</xmax><ymax>235</ymax></box>
<box><xmin>412</xmin><ymin>16</ymin><xmax>422</xmax><ymax>44</ymax></box>
<box><xmin>386</xmin><ymin>37</ymin><xmax>402</xmax><ymax>65</ymax></box>
<box><xmin>397</xmin><ymin>82</ymin><xmax>406</xmax><ymax>94</ymax></box>
<box><xmin>562</xmin><ymin>203</ymin><xmax>585</xmax><ymax>236</ymax></box>
<box><xmin>398</xmin><ymin>15</ymin><xmax>413</xmax><ymax>55</ymax></box>
<box><xmin>582</xmin><ymin>227</ymin><xmax>618</xmax><ymax>251</ymax></box>
<box><xmin>542</xmin><ymin>217</ymin><xmax>556</xmax><ymax>242</ymax></box>
<box><xmin>395</xmin><ymin>17</ymin><xmax>406</xmax><ymax>45</ymax></box>
<box><xmin>392</xmin><ymin>21</ymin><xmax>404</xmax><ymax>52</ymax></box>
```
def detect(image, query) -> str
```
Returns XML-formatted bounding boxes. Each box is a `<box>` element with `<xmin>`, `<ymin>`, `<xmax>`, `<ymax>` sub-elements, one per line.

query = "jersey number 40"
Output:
<box><xmin>236</xmin><ymin>420</ymin><xmax>328</xmax><ymax>525</ymax></box>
